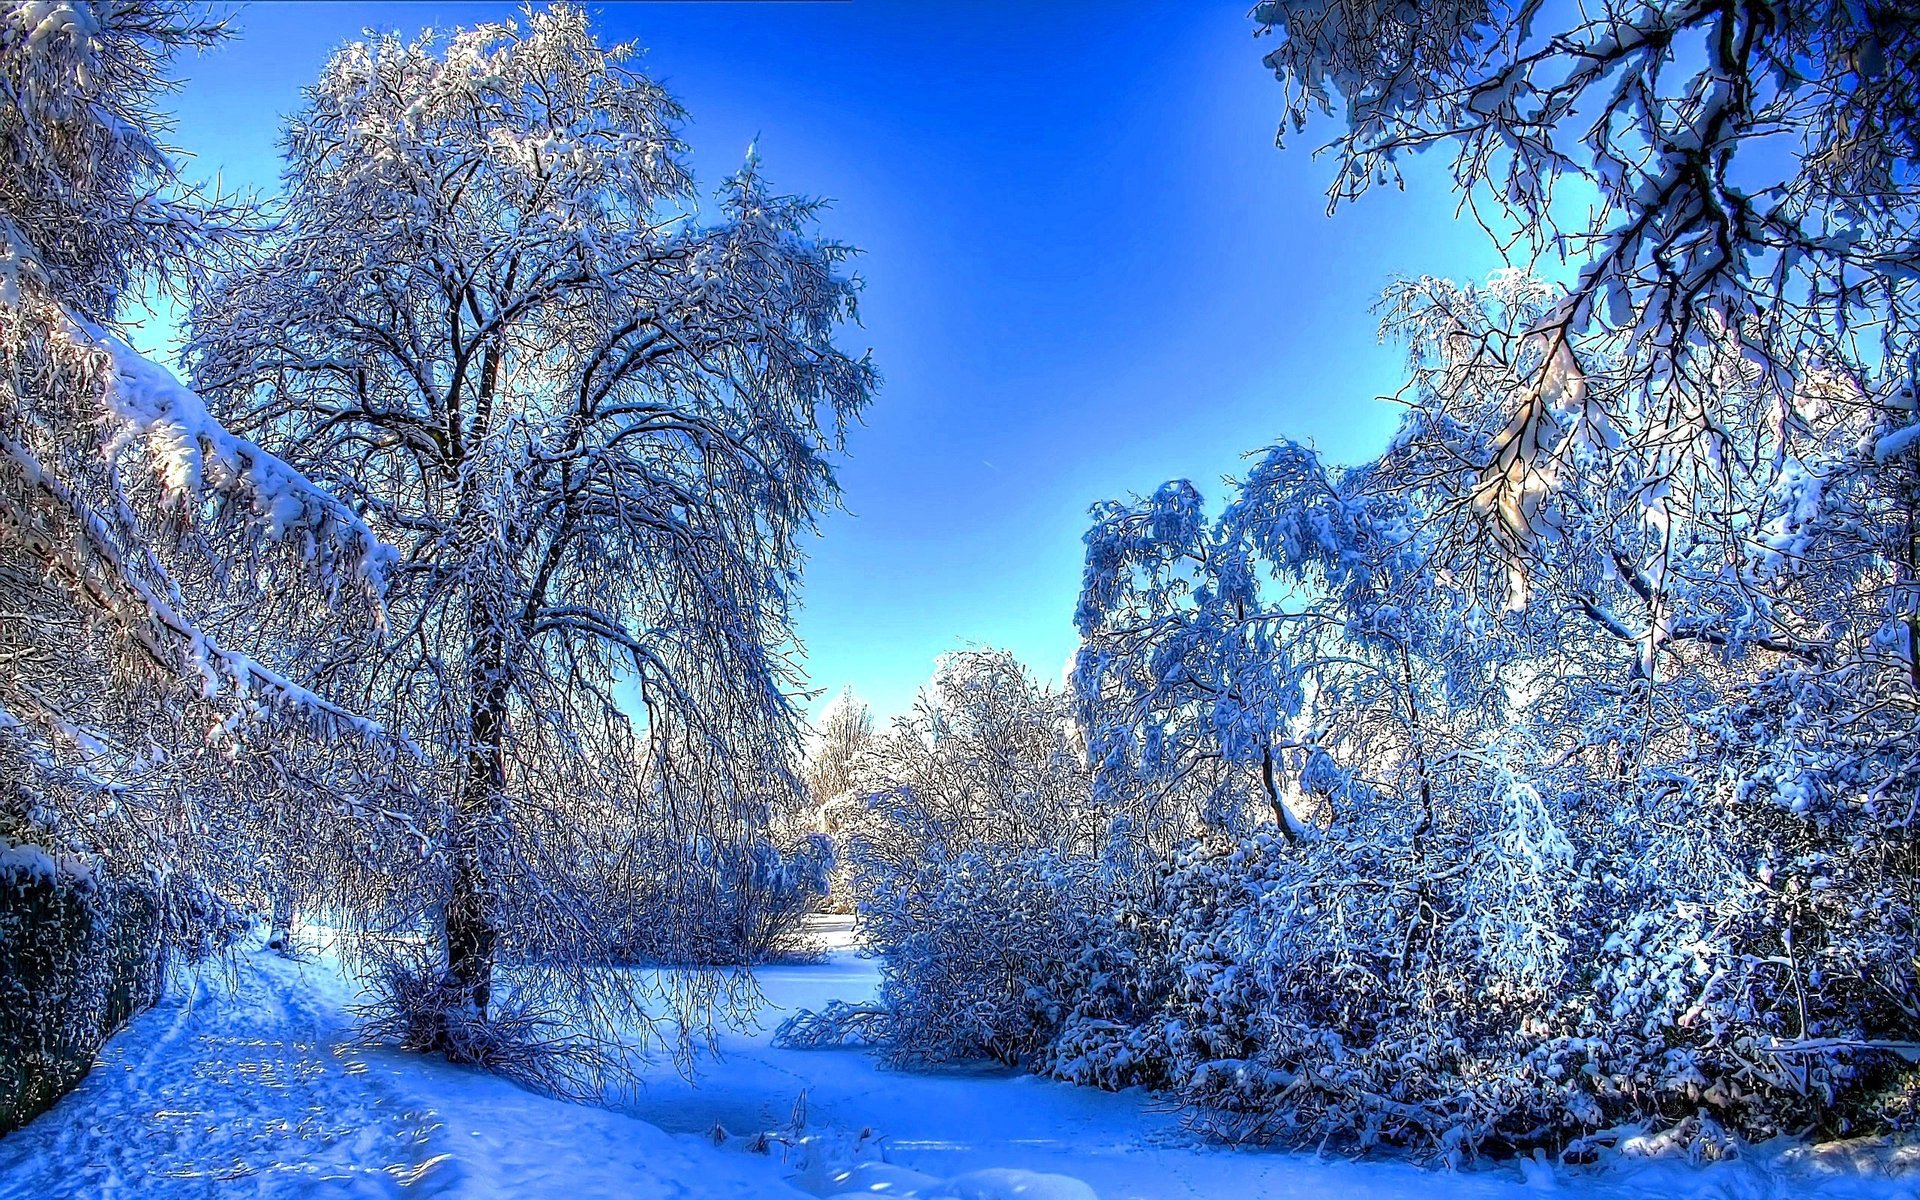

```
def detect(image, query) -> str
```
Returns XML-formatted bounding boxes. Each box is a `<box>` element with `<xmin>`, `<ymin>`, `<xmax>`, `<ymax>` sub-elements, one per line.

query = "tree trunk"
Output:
<box><xmin>1259</xmin><ymin>743</ymin><xmax>1298</xmax><ymax>842</ymax></box>
<box><xmin>437</xmin><ymin>614</ymin><xmax>508</xmax><ymax>1048</ymax></box>
<box><xmin>266</xmin><ymin>882</ymin><xmax>295</xmax><ymax>956</ymax></box>
<box><xmin>434</xmin><ymin>333</ymin><xmax>512</xmax><ymax>1050</ymax></box>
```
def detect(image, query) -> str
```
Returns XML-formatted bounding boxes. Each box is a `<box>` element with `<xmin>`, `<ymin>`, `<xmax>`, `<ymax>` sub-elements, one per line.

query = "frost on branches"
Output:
<box><xmin>1</xmin><ymin>0</ymin><xmax>397</xmax><ymax>971</ymax></box>
<box><xmin>187</xmin><ymin>5</ymin><xmax>874</xmax><ymax>1070</ymax></box>
<box><xmin>1249</xmin><ymin>0</ymin><xmax>1920</xmax><ymax>602</ymax></box>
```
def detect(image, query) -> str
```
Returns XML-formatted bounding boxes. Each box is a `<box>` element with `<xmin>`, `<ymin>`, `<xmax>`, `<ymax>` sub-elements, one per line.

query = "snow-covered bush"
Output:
<box><xmin>1056</xmin><ymin>271</ymin><xmax>1920</xmax><ymax>1156</ymax></box>
<box><xmin>862</xmin><ymin>843</ymin><xmax>1104</xmax><ymax>1066</ymax></box>
<box><xmin>1166</xmin><ymin>821</ymin><xmax>1610</xmax><ymax>1154</ymax></box>
<box><xmin>1113</xmin><ymin>787</ymin><xmax>1917</xmax><ymax>1158</ymax></box>
<box><xmin>1039</xmin><ymin>865</ymin><xmax>1178</xmax><ymax>1092</ymax></box>
<box><xmin>354</xmin><ymin>939</ymin><xmax>605</xmax><ymax>1102</ymax></box>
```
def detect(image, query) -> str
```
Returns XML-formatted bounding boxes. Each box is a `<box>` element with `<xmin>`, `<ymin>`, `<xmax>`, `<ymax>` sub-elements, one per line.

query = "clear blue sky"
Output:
<box><xmin>144</xmin><ymin>1</ymin><xmax>1506</xmax><ymax>723</ymax></box>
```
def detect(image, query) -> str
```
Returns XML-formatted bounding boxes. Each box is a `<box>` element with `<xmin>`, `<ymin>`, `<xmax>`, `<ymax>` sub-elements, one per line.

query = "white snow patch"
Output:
<box><xmin>1875</xmin><ymin>421</ymin><xmax>1920</xmax><ymax>463</ymax></box>
<box><xmin>0</xmin><ymin>838</ymin><xmax>95</xmax><ymax>888</ymax></box>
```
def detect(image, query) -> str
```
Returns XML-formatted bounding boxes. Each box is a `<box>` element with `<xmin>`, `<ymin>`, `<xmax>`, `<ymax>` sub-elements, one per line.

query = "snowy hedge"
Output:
<box><xmin>0</xmin><ymin>847</ymin><xmax>163</xmax><ymax>1134</ymax></box>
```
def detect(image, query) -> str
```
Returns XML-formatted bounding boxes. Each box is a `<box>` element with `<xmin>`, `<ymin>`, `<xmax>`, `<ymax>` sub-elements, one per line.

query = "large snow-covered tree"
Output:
<box><xmin>187</xmin><ymin>5</ymin><xmax>874</xmax><ymax>1053</ymax></box>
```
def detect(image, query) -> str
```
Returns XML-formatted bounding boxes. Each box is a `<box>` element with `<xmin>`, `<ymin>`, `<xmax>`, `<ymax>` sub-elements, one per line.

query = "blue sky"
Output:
<box><xmin>145</xmin><ymin>1</ymin><xmax>1506</xmax><ymax>723</ymax></box>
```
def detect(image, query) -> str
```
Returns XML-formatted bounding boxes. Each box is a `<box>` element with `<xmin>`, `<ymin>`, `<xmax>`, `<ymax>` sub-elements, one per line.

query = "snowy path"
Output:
<box><xmin>0</xmin><ymin>951</ymin><xmax>448</xmax><ymax>1198</ymax></box>
<box><xmin>0</xmin><ymin>931</ymin><xmax>1914</xmax><ymax>1200</ymax></box>
<box><xmin>0</xmin><ymin>951</ymin><xmax>828</xmax><ymax>1200</ymax></box>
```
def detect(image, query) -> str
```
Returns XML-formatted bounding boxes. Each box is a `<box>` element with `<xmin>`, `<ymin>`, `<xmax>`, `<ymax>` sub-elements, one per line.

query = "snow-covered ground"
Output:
<box><xmin>1</xmin><ymin>923</ymin><xmax>1914</xmax><ymax>1200</ymax></box>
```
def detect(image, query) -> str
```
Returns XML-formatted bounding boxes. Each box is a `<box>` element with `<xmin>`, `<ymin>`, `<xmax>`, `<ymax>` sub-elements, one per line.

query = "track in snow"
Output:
<box><xmin>0</xmin><ymin>952</ymin><xmax>448</xmax><ymax>1198</ymax></box>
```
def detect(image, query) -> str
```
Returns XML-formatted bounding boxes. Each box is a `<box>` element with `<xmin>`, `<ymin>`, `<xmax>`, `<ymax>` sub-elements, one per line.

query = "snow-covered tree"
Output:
<box><xmin>1</xmin><ymin>0</ymin><xmax>395</xmax><ymax>941</ymax></box>
<box><xmin>1248</xmin><ymin>0</ymin><xmax>1919</xmax><ymax>585</ymax></box>
<box><xmin>1060</xmin><ymin>269</ymin><xmax>1920</xmax><ymax>1154</ymax></box>
<box><xmin>846</xmin><ymin>650</ymin><xmax>1098</xmax><ymax>875</ymax></box>
<box><xmin>793</xmin><ymin>650</ymin><xmax>1103</xmax><ymax>1066</ymax></box>
<box><xmin>807</xmin><ymin>687</ymin><xmax>873</xmax><ymax>820</ymax></box>
<box><xmin>804</xmin><ymin>686</ymin><xmax>873</xmax><ymax>914</ymax></box>
<box><xmin>187</xmin><ymin>6</ymin><xmax>873</xmax><ymax>1059</ymax></box>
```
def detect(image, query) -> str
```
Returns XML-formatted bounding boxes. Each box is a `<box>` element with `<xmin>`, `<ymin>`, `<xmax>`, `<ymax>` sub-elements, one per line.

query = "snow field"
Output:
<box><xmin>0</xmin><ymin>935</ymin><xmax>1913</xmax><ymax>1200</ymax></box>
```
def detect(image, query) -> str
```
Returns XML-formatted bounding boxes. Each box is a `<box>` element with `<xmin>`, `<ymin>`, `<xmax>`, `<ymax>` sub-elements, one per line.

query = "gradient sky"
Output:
<box><xmin>141</xmin><ymin>1</ymin><xmax>1508</xmax><ymax>723</ymax></box>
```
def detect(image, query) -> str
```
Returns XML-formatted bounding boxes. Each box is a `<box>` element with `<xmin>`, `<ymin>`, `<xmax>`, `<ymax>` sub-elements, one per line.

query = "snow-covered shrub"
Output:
<box><xmin>779</xmin><ymin>844</ymin><xmax>1139</xmax><ymax>1072</ymax></box>
<box><xmin>863</xmin><ymin>843</ymin><xmax>1103</xmax><ymax>1066</ymax></box>
<box><xmin>1140</xmin><ymin>820</ymin><xmax>1615</xmax><ymax>1156</ymax></box>
<box><xmin>772</xmin><ymin>998</ymin><xmax>892</xmax><ymax>1050</ymax></box>
<box><xmin>726</xmin><ymin>835</ymin><xmax>836</xmax><ymax>963</ymax></box>
<box><xmin>1053</xmin><ymin>724</ymin><xmax>1918</xmax><ymax>1160</ymax></box>
<box><xmin>1576</xmin><ymin>786</ymin><xmax>1920</xmax><ymax>1142</ymax></box>
<box><xmin>820</xmin><ymin>651</ymin><xmax>1106</xmax><ymax>1065</ymax></box>
<box><xmin>1039</xmin><ymin>865</ymin><xmax>1178</xmax><ymax>1091</ymax></box>
<box><xmin>1053</xmin><ymin>712</ymin><xmax>1915</xmax><ymax>1158</ymax></box>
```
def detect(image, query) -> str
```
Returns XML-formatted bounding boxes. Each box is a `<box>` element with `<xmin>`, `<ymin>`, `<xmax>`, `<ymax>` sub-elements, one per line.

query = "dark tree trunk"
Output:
<box><xmin>437</xmin><ymin>612</ymin><xmax>509</xmax><ymax>1047</ymax></box>
<box><xmin>442</xmin><ymin>831</ymin><xmax>496</xmax><ymax>1019</ymax></box>
<box><xmin>435</xmin><ymin>327</ymin><xmax>512</xmax><ymax>1048</ymax></box>
<box><xmin>266</xmin><ymin>882</ymin><xmax>295</xmax><ymax>956</ymax></box>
